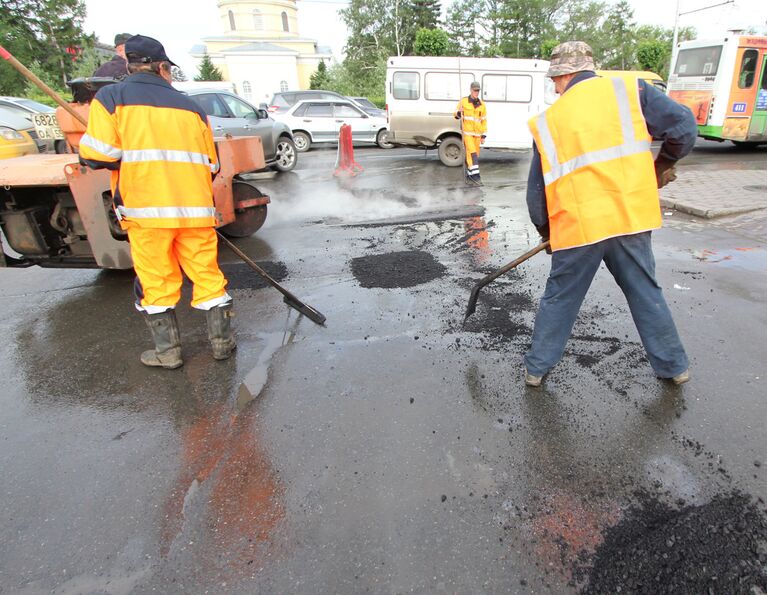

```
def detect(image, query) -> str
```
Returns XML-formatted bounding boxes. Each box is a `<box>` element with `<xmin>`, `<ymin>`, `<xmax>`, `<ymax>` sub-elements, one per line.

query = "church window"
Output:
<box><xmin>252</xmin><ymin>9</ymin><xmax>263</xmax><ymax>30</ymax></box>
<box><xmin>281</xmin><ymin>11</ymin><xmax>289</xmax><ymax>32</ymax></box>
<box><xmin>243</xmin><ymin>81</ymin><xmax>252</xmax><ymax>100</ymax></box>
<box><xmin>280</xmin><ymin>80</ymin><xmax>288</xmax><ymax>92</ymax></box>
<box><xmin>228</xmin><ymin>10</ymin><xmax>236</xmax><ymax>31</ymax></box>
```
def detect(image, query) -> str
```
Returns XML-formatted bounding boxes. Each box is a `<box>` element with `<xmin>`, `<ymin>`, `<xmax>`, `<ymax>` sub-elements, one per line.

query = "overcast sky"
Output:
<box><xmin>83</xmin><ymin>0</ymin><xmax>767</xmax><ymax>77</ymax></box>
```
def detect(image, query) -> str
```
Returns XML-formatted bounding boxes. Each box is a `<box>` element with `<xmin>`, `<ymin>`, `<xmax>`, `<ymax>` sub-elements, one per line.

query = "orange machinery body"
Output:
<box><xmin>0</xmin><ymin>103</ymin><xmax>269</xmax><ymax>269</ymax></box>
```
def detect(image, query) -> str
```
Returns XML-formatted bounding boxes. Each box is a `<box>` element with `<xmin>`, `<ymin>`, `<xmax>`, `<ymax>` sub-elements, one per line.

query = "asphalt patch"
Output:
<box><xmin>350</xmin><ymin>250</ymin><xmax>447</xmax><ymax>289</ymax></box>
<box><xmin>220</xmin><ymin>261</ymin><xmax>288</xmax><ymax>290</ymax></box>
<box><xmin>580</xmin><ymin>491</ymin><xmax>767</xmax><ymax>594</ymax></box>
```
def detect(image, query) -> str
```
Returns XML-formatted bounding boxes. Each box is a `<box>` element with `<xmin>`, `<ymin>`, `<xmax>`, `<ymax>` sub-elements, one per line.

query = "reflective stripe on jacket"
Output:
<box><xmin>455</xmin><ymin>97</ymin><xmax>487</xmax><ymax>137</ymax></box>
<box><xmin>79</xmin><ymin>73</ymin><xmax>219</xmax><ymax>229</ymax></box>
<box><xmin>528</xmin><ymin>77</ymin><xmax>660</xmax><ymax>252</ymax></box>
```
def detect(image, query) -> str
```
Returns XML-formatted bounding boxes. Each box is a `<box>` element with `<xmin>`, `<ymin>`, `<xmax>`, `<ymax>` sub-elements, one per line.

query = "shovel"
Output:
<box><xmin>464</xmin><ymin>240</ymin><xmax>550</xmax><ymax>322</ymax></box>
<box><xmin>216</xmin><ymin>232</ymin><xmax>327</xmax><ymax>326</ymax></box>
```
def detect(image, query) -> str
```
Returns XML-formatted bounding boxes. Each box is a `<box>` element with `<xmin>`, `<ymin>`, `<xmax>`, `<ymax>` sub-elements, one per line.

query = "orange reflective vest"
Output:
<box><xmin>528</xmin><ymin>77</ymin><xmax>661</xmax><ymax>252</ymax></box>
<box><xmin>79</xmin><ymin>73</ymin><xmax>219</xmax><ymax>229</ymax></box>
<box><xmin>455</xmin><ymin>97</ymin><xmax>487</xmax><ymax>138</ymax></box>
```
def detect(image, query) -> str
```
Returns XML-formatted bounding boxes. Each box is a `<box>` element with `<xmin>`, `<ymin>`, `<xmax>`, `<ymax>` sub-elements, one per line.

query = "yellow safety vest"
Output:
<box><xmin>456</xmin><ymin>97</ymin><xmax>487</xmax><ymax>138</ymax></box>
<box><xmin>528</xmin><ymin>77</ymin><xmax>661</xmax><ymax>251</ymax></box>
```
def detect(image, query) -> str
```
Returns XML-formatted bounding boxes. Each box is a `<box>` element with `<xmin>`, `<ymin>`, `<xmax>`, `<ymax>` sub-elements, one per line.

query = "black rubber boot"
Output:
<box><xmin>206</xmin><ymin>303</ymin><xmax>236</xmax><ymax>360</ymax></box>
<box><xmin>141</xmin><ymin>310</ymin><xmax>183</xmax><ymax>369</ymax></box>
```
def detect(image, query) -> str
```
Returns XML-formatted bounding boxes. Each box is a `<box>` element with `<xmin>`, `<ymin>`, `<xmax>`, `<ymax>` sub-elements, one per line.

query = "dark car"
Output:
<box><xmin>186</xmin><ymin>89</ymin><xmax>297</xmax><ymax>173</ymax></box>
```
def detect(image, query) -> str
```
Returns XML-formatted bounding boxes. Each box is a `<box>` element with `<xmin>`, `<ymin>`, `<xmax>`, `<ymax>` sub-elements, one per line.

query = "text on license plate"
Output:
<box><xmin>32</xmin><ymin>113</ymin><xmax>65</xmax><ymax>140</ymax></box>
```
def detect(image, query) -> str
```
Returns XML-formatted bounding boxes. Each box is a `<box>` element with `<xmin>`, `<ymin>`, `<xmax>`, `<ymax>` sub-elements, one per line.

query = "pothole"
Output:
<box><xmin>220</xmin><ymin>261</ymin><xmax>288</xmax><ymax>290</ymax></box>
<box><xmin>350</xmin><ymin>250</ymin><xmax>447</xmax><ymax>288</ymax></box>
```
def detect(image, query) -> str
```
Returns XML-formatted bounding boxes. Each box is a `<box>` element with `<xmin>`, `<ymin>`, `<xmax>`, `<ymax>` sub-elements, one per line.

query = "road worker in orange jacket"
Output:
<box><xmin>80</xmin><ymin>35</ymin><xmax>235</xmax><ymax>369</ymax></box>
<box><xmin>455</xmin><ymin>81</ymin><xmax>487</xmax><ymax>185</ymax></box>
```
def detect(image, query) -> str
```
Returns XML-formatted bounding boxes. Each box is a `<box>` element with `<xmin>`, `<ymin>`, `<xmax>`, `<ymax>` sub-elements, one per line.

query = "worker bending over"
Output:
<box><xmin>524</xmin><ymin>41</ymin><xmax>697</xmax><ymax>387</ymax></box>
<box><xmin>80</xmin><ymin>35</ymin><xmax>235</xmax><ymax>369</ymax></box>
<box><xmin>455</xmin><ymin>81</ymin><xmax>487</xmax><ymax>185</ymax></box>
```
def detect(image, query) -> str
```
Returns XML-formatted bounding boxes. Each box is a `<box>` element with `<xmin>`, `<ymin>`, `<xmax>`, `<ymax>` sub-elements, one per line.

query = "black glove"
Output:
<box><xmin>536</xmin><ymin>224</ymin><xmax>552</xmax><ymax>254</ymax></box>
<box><xmin>454</xmin><ymin>110</ymin><xmax>462</xmax><ymax>120</ymax></box>
<box><xmin>654</xmin><ymin>156</ymin><xmax>678</xmax><ymax>189</ymax></box>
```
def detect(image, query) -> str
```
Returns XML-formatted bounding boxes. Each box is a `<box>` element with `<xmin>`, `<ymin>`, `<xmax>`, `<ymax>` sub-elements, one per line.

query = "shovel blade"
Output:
<box><xmin>464</xmin><ymin>285</ymin><xmax>481</xmax><ymax>322</ymax></box>
<box><xmin>283</xmin><ymin>295</ymin><xmax>327</xmax><ymax>326</ymax></box>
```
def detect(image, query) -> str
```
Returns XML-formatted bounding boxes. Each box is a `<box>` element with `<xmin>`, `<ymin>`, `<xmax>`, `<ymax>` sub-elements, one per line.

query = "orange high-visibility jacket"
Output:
<box><xmin>79</xmin><ymin>73</ymin><xmax>219</xmax><ymax>229</ymax></box>
<box><xmin>455</xmin><ymin>97</ymin><xmax>487</xmax><ymax>138</ymax></box>
<box><xmin>528</xmin><ymin>77</ymin><xmax>661</xmax><ymax>251</ymax></box>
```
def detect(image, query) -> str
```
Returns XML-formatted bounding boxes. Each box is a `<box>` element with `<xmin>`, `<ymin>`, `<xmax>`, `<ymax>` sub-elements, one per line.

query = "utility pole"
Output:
<box><xmin>672</xmin><ymin>0</ymin><xmax>735</xmax><ymax>52</ymax></box>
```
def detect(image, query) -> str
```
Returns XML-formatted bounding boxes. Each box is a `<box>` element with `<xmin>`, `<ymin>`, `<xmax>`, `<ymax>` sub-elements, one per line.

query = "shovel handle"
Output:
<box><xmin>475</xmin><ymin>240</ymin><xmax>550</xmax><ymax>290</ymax></box>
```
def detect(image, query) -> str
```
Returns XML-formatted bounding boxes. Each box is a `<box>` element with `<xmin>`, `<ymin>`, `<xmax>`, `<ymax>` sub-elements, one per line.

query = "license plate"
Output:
<box><xmin>32</xmin><ymin>112</ymin><xmax>64</xmax><ymax>140</ymax></box>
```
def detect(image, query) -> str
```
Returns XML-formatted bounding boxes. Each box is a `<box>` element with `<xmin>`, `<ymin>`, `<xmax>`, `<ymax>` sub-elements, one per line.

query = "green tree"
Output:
<box><xmin>445</xmin><ymin>0</ymin><xmax>483</xmax><ymax>56</ymax></box>
<box><xmin>194</xmin><ymin>53</ymin><xmax>224</xmax><ymax>81</ymax></box>
<box><xmin>600</xmin><ymin>0</ymin><xmax>636</xmax><ymax>69</ymax></box>
<box><xmin>414</xmin><ymin>28</ymin><xmax>451</xmax><ymax>56</ymax></box>
<box><xmin>411</xmin><ymin>0</ymin><xmax>442</xmax><ymax>30</ymax></box>
<box><xmin>309</xmin><ymin>60</ymin><xmax>331</xmax><ymax>89</ymax></box>
<box><xmin>636</xmin><ymin>39</ymin><xmax>667</xmax><ymax>76</ymax></box>
<box><xmin>0</xmin><ymin>0</ymin><xmax>93</xmax><ymax>94</ymax></box>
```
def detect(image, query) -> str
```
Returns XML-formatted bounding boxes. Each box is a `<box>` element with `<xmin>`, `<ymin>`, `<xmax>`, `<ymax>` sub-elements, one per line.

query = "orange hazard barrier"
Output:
<box><xmin>334</xmin><ymin>123</ymin><xmax>363</xmax><ymax>177</ymax></box>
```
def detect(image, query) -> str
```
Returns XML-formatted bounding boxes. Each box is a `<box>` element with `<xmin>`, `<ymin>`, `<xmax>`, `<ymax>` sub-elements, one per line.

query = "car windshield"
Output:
<box><xmin>354</xmin><ymin>98</ymin><xmax>376</xmax><ymax>109</ymax></box>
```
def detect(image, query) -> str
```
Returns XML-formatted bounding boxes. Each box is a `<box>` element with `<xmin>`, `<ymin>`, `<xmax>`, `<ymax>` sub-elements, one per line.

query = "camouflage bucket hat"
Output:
<box><xmin>547</xmin><ymin>41</ymin><xmax>595</xmax><ymax>77</ymax></box>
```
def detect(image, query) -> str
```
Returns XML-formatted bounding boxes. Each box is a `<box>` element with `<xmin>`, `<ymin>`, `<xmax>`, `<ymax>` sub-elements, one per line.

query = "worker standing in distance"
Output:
<box><xmin>93</xmin><ymin>33</ymin><xmax>132</xmax><ymax>80</ymax></box>
<box><xmin>455</xmin><ymin>81</ymin><xmax>487</xmax><ymax>185</ymax></box>
<box><xmin>523</xmin><ymin>41</ymin><xmax>696</xmax><ymax>388</ymax></box>
<box><xmin>79</xmin><ymin>35</ymin><xmax>235</xmax><ymax>370</ymax></box>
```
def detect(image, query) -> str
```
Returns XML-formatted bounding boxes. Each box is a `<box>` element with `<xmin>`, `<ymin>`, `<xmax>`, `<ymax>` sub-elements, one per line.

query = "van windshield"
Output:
<box><xmin>674</xmin><ymin>46</ymin><xmax>722</xmax><ymax>77</ymax></box>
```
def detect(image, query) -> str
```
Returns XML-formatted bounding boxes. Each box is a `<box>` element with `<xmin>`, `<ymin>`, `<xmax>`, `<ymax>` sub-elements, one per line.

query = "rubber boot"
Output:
<box><xmin>141</xmin><ymin>310</ymin><xmax>183</xmax><ymax>369</ymax></box>
<box><xmin>206</xmin><ymin>303</ymin><xmax>236</xmax><ymax>360</ymax></box>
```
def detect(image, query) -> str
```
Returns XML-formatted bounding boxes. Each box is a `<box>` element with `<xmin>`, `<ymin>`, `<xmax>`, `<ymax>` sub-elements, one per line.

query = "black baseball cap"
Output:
<box><xmin>125</xmin><ymin>35</ymin><xmax>177</xmax><ymax>66</ymax></box>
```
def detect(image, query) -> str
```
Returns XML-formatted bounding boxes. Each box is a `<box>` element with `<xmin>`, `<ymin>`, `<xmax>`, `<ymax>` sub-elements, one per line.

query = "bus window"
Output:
<box><xmin>393</xmin><ymin>72</ymin><xmax>419</xmax><ymax>100</ymax></box>
<box><xmin>738</xmin><ymin>49</ymin><xmax>758</xmax><ymax>89</ymax></box>
<box><xmin>674</xmin><ymin>45</ymin><xmax>723</xmax><ymax>77</ymax></box>
<box><xmin>424</xmin><ymin>72</ymin><xmax>475</xmax><ymax>100</ymax></box>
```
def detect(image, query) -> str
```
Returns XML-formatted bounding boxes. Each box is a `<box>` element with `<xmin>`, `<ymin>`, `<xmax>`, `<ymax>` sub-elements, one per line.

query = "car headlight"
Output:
<box><xmin>0</xmin><ymin>127</ymin><xmax>24</xmax><ymax>141</ymax></box>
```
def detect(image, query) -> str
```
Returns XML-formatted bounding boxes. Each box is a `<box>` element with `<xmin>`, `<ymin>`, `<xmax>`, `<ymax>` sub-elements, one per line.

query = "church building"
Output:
<box><xmin>190</xmin><ymin>0</ymin><xmax>333</xmax><ymax>104</ymax></box>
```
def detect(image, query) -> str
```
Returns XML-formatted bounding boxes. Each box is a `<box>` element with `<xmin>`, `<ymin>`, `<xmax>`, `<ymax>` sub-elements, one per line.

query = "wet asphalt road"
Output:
<box><xmin>1</xmin><ymin>141</ymin><xmax>766</xmax><ymax>593</ymax></box>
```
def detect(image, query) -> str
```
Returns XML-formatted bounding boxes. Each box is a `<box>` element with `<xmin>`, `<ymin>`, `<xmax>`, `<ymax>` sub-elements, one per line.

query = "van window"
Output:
<box><xmin>424</xmin><ymin>72</ymin><xmax>476</xmax><ymax>100</ymax></box>
<box><xmin>674</xmin><ymin>46</ymin><xmax>722</xmax><ymax>77</ymax></box>
<box><xmin>393</xmin><ymin>72</ymin><xmax>419</xmax><ymax>100</ymax></box>
<box><xmin>482</xmin><ymin>74</ymin><xmax>533</xmax><ymax>103</ymax></box>
<box><xmin>738</xmin><ymin>49</ymin><xmax>758</xmax><ymax>89</ymax></box>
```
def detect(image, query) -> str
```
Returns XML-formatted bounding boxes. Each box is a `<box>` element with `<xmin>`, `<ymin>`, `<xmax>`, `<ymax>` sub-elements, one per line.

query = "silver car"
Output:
<box><xmin>0</xmin><ymin>96</ymin><xmax>57</xmax><ymax>153</ymax></box>
<box><xmin>186</xmin><ymin>89</ymin><xmax>298</xmax><ymax>172</ymax></box>
<box><xmin>273</xmin><ymin>99</ymin><xmax>392</xmax><ymax>152</ymax></box>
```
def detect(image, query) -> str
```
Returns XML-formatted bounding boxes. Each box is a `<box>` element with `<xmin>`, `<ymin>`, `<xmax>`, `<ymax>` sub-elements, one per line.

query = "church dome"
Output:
<box><xmin>218</xmin><ymin>0</ymin><xmax>299</xmax><ymax>37</ymax></box>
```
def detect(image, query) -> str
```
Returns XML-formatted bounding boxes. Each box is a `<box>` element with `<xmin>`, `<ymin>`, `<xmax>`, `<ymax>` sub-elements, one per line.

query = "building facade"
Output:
<box><xmin>190</xmin><ymin>0</ymin><xmax>332</xmax><ymax>105</ymax></box>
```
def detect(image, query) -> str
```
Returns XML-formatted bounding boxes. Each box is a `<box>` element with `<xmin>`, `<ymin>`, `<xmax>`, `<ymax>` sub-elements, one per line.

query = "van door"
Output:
<box><xmin>481</xmin><ymin>73</ymin><xmax>535</xmax><ymax>148</ymax></box>
<box><xmin>749</xmin><ymin>53</ymin><xmax>767</xmax><ymax>141</ymax></box>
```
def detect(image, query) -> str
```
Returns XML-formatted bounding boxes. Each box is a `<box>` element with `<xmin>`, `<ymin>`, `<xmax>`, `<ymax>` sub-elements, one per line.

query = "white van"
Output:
<box><xmin>385</xmin><ymin>56</ymin><xmax>554</xmax><ymax>165</ymax></box>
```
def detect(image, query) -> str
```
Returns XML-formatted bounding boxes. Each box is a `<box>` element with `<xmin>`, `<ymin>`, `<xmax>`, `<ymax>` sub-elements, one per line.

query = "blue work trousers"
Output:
<box><xmin>524</xmin><ymin>232</ymin><xmax>688</xmax><ymax>378</ymax></box>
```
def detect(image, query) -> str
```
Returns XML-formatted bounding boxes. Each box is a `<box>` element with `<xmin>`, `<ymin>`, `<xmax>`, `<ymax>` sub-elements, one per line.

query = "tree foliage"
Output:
<box><xmin>194</xmin><ymin>53</ymin><xmax>223</xmax><ymax>82</ymax></box>
<box><xmin>310</xmin><ymin>60</ymin><xmax>331</xmax><ymax>89</ymax></box>
<box><xmin>414</xmin><ymin>28</ymin><xmax>451</xmax><ymax>56</ymax></box>
<box><xmin>0</xmin><ymin>0</ymin><xmax>93</xmax><ymax>95</ymax></box>
<box><xmin>332</xmin><ymin>0</ymin><xmax>698</xmax><ymax>100</ymax></box>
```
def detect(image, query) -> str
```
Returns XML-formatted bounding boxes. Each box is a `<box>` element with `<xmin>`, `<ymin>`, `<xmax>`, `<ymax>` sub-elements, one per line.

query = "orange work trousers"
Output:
<box><xmin>127</xmin><ymin>227</ymin><xmax>229</xmax><ymax>313</ymax></box>
<box><xmin>464</xmin><ymin>134</ymin><xmax>482</xmax><ymax>181</ymax></box>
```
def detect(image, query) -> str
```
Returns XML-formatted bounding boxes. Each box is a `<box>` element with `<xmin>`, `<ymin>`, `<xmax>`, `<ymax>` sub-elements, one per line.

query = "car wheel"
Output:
<box><xmin>438</xmin><ymin>136</ymin><xmax>464</xmax><ymax>167</ymax></box>
<box><xmin>376</xmin><ymin>128</ymin><xmax>394</xmax><ymax>149</ymax></box>
<box><xmin>273</xmin><ymin>137</ymin><xmax>297</xmax><ymax>172</ymax></box>
<box><xmin>54</xmin><ymin>139</ymin><xmax>72</xmax><ymax>154</ymax></box>
<box><xmin>293</xmin><ymin>131</ymin><xmax>311</xmax><ymax>152</ymax></box>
